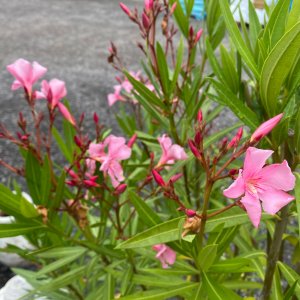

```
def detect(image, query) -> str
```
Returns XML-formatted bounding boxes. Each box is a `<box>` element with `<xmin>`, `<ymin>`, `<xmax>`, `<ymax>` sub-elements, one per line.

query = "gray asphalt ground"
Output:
<box><xmin>0</xmin><ymin>0</ymin><xmax>143</xmax><ymax>182</ymax></box>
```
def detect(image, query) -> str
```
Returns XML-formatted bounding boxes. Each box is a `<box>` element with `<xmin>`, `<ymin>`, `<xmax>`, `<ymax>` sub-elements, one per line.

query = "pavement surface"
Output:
<box><xmin>0</xmin><ymin>0</ymin><xmax>143</xmax><ymax>182</ymax></box>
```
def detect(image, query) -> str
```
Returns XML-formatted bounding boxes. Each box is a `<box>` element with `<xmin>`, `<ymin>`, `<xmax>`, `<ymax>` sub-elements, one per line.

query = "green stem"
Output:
<box><xmin>197</xmin><ymin>180</ymin><xmax>213</xmax><ymax>247</ymax></box>
<box><xmin>261</xmin><ymin>205</ymin><xmax>290</xmax><ymax>299</ymax></box>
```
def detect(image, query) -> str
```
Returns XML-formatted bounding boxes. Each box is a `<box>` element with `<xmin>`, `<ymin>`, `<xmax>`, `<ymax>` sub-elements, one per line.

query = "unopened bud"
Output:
<box><xmin>197</xmin><ymin>110</ymin><xmax>203</xmax><ymax>123</ymax></box>
<box><xmin>194</xmin><ymin>131</ymin><xmax>202</xmax><ymax>146</ymax></box>
<box><xmin>114</xmin><ymin>183</ymin><xmax>127</xmax><ymax>195</ymax></box>
<box><xmin>144</xmin><ymin>0</ymin><xmax>153</xmax><ymax>11</ymax></box>
<box><xmin>170</xmin><ymin>173</ymin><xmax>183</xmax><ymax>183</ymax></box>
<box><xmin>142</xmin><ymin>12</ymin><xmax>150</xmax><ymax>30</ymax></box>
<box><xmin>74</xmin><ymin>135</ymin><xmax>82</xmax><ymax>147</ymax></box>
<box><xmin>227</xmin><ymin>136</ymin><xmax>237</xmax><ymax>149</ymax></box>
<box><xmin>120</xmin><ymin>2</ymin><xmax>131</xmax><ymax>16</ymax></box>
<box><xmin>93</xmin><ymin>112</ymin><xmax>99</xmax><ymax>124</ymax></box>
<box><xmin>188</xmin><ymin>139</ymin><xmax>201</xmax><ymax>159</ymax></box>
<box><xmin>195</xmin><ymin>29</ymin><xmax>203</xmax><ymax>43</ymax></box>
<box><xmin>229</xmin><ymin>169</ymin><xmax>239</xmax><ymax>176</ymax></box>
<box><xmin>236</xmin><ymin>127</ymin><xmax>243</xmax><ymax>140</ymax></box>
<box><xmin>189</xmin><ymin>26</ymin><xmax>194</xmax><ymax>38</ymax></box>
<box><xmin>152</xmin><ymin>169</ymin><xmax>166</xmax><ymax>187</ymax></box>
<box><xmin>170</xmin><ymin>2</ymin><xmax>177</xmax><ymax>14</ymax></box>
<box><xmin>128</xmin><ymin>133</ymin><xmax>137</xmax><ymax>148</ymax></box>
<box><xmin>185</xmin><ymin>209</ymin><xmax>196</xmax><ymax>217</ymax></box>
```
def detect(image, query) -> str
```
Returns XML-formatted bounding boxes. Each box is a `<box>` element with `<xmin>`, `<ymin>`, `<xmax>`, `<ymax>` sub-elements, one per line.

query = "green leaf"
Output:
<box><xmin>209</xmin><ymin>258</ymin><xmax>252</xmax><ymax>273</ymax></box>
<box><xmin>125</xmin><ymin>71</ymin><xmax>164</xmax><ymax>109</ymax></box>
<box><xmin>169</xmin><ymin>0</ymin><xmax>189</xmax><ymax>37</ymax></box>
<box><xmin>27</xmin><ymin>265</ymin><xmax>86</xmax><ymax>296</ymax></box>
<box><xmin>260</xmin><ymin>22</ymin><xmax>300</xmax><ymax>115</ymax></box>
<box><xmin>129</xmin><ymin>190</ymin><xmax>161</xmax><ymax>227</ymax></box>
<box><xmin>35</xmin><ymin>246</ymin><xmax>86</xmax><ymax>258</ymax></box>
<box><xmin>0</xmin><ymin>223</ymin><xmax>45</xmax><ymax>238</ymax></box>
<box><xmin>262</xmin><ymin>0</ymin><xmax>290</xmax><ymax>50</ymax></box>
<box><xmin>295</xmin><ymin>173</ymin><xmax>300</xmax><ymax>240</ymax></box>
<box><xmin>102</xmin><ymin>273</ymin><xmax>115</xmax><ymax>300</ymax></box>
<box><xmin>132</xmin><ymin>274</ymin><xmax>186</xmax><ymax>288</ymax></box>
<box><xmin>208</xmin><ymin>78</ymin><xmax>259</xmax><ymax>129</ymax></box>
<box><xmin>273</xmin><ymin>265</ymin><xmax>284</xmax><ymax>300</ymax></box>
<box><xmin>20</xmin><ymin>195</ymin><xmax>38</xmax><ymax>218</ymax></box>
<box><xmin>287</xmin><ymin>0</ymin><xmax>300</xmax><ymax>30</ymax></box>
<box><xmin>218</xmin><ymin>0</ymin><xmax>259</xmax><ymax>79</ymax></box>
<box><xmin>202</xmin><ymin>272</ymin><xmax>242</xmax><ymax>300</ymax></box>
<box><xmin>117</xmin><ymin>207</ymin><xmax>273</xmax><ymax>249</ymax></box>
<box><xmin>119</xmin><ymin>283</ymin><xmax>198</xmax><ymax>300</ymax></box>
<box><xmin>52</xmin><ymin>127</ymin><xmax>73</xmax><ymax>163</ymax></box>
<box><xmin>40</xmin><ymin>155</ymin><xmax>52</xmax><ymax>206</ymax></box>
<box><xmin>36</xmin><ymin>251</ymin><xmax>86</xmax><ymax>276</ymax></box>
<box><xmin>220</xmin><ymin>45</ymin><xmax>239</xmax><ymax>93</ymax></box>
<box><xmin>283</xmin><ymin>280</ymin><xmax>298</xmax><ymax>300</ymax></box>
<box><xmin>170</xmin><ymin>37</ymin><xmax>184</xmax><ymax>94</ymax></box>
<box><xmin>197</xmin><ymin>244</ymin><xmax>217</xmax><ymax>272</ymax></box>
<box><xmin>248</xmin><ymin>0</ymin><xmax>262</xmax><ymax>52</ymax></box>
<box><xmin>277</xmin><ymin>261</ymin><xmax>300</xmax><ymax>298</ymax></box>
<box><xmin>156</xmin><ymin>42</ymin><xmax>170</xmax><ymax>98</ymax></box>
<box><xmin>25</xmin><ymin>151</ymin><xmax>41</xmax><ymax>204</ymax></box>
<box><xmin>0</xmin><ymin>184</ymin><xmax>22</xmax><ymax>217</ymax></box>
<box><xmin>50</xmin><ymin>171</ymin><xmax>66</xmax><ymax>209</ymax></box>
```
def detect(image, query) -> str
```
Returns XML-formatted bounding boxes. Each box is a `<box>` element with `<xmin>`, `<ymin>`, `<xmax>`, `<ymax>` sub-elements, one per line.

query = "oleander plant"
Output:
<box><xmin>0</xmin><ymin>0</ymin><xmax>300</xmax><ymax>299</ymax></box>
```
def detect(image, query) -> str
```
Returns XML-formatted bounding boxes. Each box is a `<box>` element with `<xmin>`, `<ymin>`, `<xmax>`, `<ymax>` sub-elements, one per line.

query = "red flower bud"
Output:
<box><xmin>152</xmin><ymin>169</ymin><xmax>166</xmax><ymax>187</ymax></box>
<box><xmin>74</xmin><ymin>135</ymin><xmax>82</xmax><ymax>147</ymax></box>
<box><xmin>170</xmin><ymin>173</ymin><xmax>183</xmax><ymax>183</ymax></box>
<box><xmin>188</xmin><ymin>139</ymin><xmax>201</xmax><ymax>159</ymax></box>
<box><xmin>93</xmin><ymin>112</ymin><xmax>99</xmax><ymax>124</ymax></box>
<box><xmin>194</xmin><ymin>131</ymin><xmax>202</xmax><ymax>146</ymax></box>
<box><xmin>229</xmin><ymin>169</ymin><xmax>239</xmax><ymax>176</ymax></box>
<box><xmin>195</xmin><ymin>29</ymin><xmax>203</xmax><ymax>43</ymax></box>
<box><xmin>185</xmin><ymin>209</ymin><xmax>197</xmax><ymax>217</ymax></box>
<box><xmin>189</xmin><ymin>26</ymin><xmax>194</xmax><ymax>38</ymax></box>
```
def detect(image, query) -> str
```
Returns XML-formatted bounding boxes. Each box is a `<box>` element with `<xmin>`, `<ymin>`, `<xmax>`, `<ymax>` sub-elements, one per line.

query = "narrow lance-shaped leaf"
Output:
<box><xmin>260</xmin><ymin>22</ymin><xmax>300</xmax><ymax>116</ymax></box>
<box><xmin>218</xmin><ymin>0</ymin><xmax>259</xmax><ymax>79</ymax></box>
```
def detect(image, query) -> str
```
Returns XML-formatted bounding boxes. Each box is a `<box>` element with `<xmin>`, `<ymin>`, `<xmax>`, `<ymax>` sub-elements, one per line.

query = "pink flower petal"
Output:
<box><xmin>11</xmin><ymin>80</ymin><xmax>23</xmax><ymax>91</ymax></box>
<box><xmin>258</xmin><ymin>160</ymin><xmax>295</xmax><ymax>192</ymax></box>
<box><xmin>259</xmin><ymin>188</ymin><xmax>294</xmax><ymax>215</ymax></box>
<box><xmin>240</xmin><ymin>192</ymin><xmax>261</xmax><ymax>228</ymax></box>
<box><xmin>48</xmin><ymin>79</ymin><xmax>67</xmax><ymax>107</ymax></box>
<box><xmin>243</xmin><ymin>147</ymin><xmax>273</xmax><ymax>179</ymax></box>
<box><xmin>57</xmin><ymin>103</ymin><xmax>76</xmax><ymax>126</ymax></box>
<box><xmin>223</xmin><ymin>169</ymin><xmax>245</xmax><ymax>198</ymax></box>
<box><xmin>168</xmin><ymin>145</ymin><xmax>188</xmax><ymax>161</ymax></box>
<box><xmin>31</xmin><ymin>61</ymin><xmax>47</xmax><ymax>83</ymax></box>
<box><xmin>107</xmin><ymin>135</ymin><xmax>131</xmax><ymax>160</ymax></box>
<box><xmin>7</xmin><ymin>59</ymin><xmax>32</xmax><ymax>90</ymax></box>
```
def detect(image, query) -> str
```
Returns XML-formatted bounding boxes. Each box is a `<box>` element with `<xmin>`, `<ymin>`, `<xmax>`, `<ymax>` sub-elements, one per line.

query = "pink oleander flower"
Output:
<box><xmin>251</xmin><ymin>113</ymin><xmax>283</xmax><ymax>142</ymax></box>
<box><xmin>223</xmin><ymin>147</ymin><xmax>295</xmax><ymax>228</ymax></box>
<box><xmin>35</xmin><ymin>79</ymin><xmax>76</xmax><ymax>126</ymax></box>
<box><xmin>7</xmin><ymin>58</ymin><xmax>47</xmax><ymax>95</ymax></box>
<box><xmin>144</xmin><ymin>0</ymin><xmax>153</xmax><ymax>10</ymax></box>
<box><xmin>157</xmin><ymin>134</ymin><xmax>188</xmax><ymax>167</ymax></box>
<box><xmin>152</xmin><ymin>244</ymin><xmax>176</xmax><ymax>269</ymax></box>
<box><xmin>107</xmin><ymin>85</ymin><xmax>125</xmax><ymax>106</ymax></box>
<box><xmin>88</xmin><ymin>135</ymin><xmax>132</xmax><ymax>187</ymax></box>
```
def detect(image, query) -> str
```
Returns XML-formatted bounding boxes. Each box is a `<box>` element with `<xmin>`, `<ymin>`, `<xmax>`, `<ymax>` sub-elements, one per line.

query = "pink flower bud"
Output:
<box><xmin>83</xmin><ymin>180</ymin><xmax>99</xmax><ymax>188</ymax></box>
<box><xmin>250</xmin><ymin>113</ymin><xmax>283</xmax><ymax>142</ymax></box>
<box><xmin>114</xmin><ymin>183</ymin><xmax>127</xmax><ymax>195</ymax></box>
<box><xmin>185</xmin><ymin>209</ymin><xmax>196</xmax><ymax>217</ymax></box>
<box><xmin>142</xmin><ymin>12</ymin><xmax>150</xmax><ymax>30</ymax></box>
<box><xmin>170</xmin><ymin>173</ymin><xmax>183</xmax><ymax>183</ymax></box>
<box><xmin>227</xmin><ymin>136</ymin><xmax>238</xmax><ymax>149</ymax></box>
<box><xmin>170</xmin><ymin>2</ymin><xmax>177</xmax><ymax>14</ymax></box>
<box><xmin>152</xmin><ymin>169</ymin><xmax>166</xmax><ymax>187</ymax></box>
<box><xmin>188</xmin><ymin>139</ymin><xmax>201</xmax><ymax>159</ymax></box>
<box><xmin>93</xmin><ymin>112</ymin><xmax>99</xmax><ymax>124</ymax></box>
<box><xmin>195</xmin><ymin>29</ymin><xmax>203</xmax><ymax>43</ymax></box>
<box><xmin>197</xmin><ymin>110</ymin><xmax>203</xmax><ymax>123</ymax></box>
<box><xmin>120</xmin><ymin>2</ymin><xmax>131</xmax><ymax>16</ymax></box>
<box><xmin>128</xmin><ymin>133</ymin><xmax>137</xmax><ymax>148</ymax></box>
<box><xmin>144</xmin><ymin>0</ymin><xmax>153</xmax><ymax>10</ymax></box>
<box><xmin>237</xmin><ymin>127</ymin><xmax>243</xmax><ymax>140</ymax></box>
